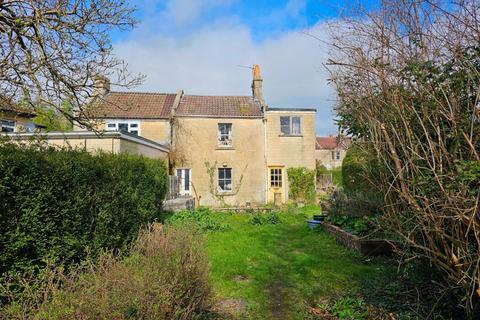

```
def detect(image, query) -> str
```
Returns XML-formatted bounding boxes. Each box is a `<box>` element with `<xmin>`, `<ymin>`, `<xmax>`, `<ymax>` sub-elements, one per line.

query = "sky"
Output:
<box><xmin>111</xmin><ymin>0</ymin><xmax>351</xmax><ymax>135</ymax></box>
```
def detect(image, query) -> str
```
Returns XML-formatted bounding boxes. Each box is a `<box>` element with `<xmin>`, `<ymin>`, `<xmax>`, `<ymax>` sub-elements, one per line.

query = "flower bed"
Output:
<box><xmin>322</xmin><ymin>223</ymin><xmax>395</xmax><ymax>256</ymax></box>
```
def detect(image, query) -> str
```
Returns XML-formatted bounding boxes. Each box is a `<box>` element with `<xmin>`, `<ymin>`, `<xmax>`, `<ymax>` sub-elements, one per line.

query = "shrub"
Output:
<box><xmin>0</xmin><ymin>141</ymin><xmax>167</xmax><ymax>276</ymax></box>
<box><xmin>341</xmin><ymin>143</ymin><xmax>381</xmax><ymax>195</ymax></box>
<box><xmin>0</xmin><ymin>223</ymin><xmax>212</xmax><ymax>320</ymax></box>
<box><xmin>328</xmin><ymin>188</ymin><xmax>384</xmax><ymax>217</ymax></box>
<box><xmin>287</xmin><ymin>167</ymin><xmax>316</xmax><ymax>203</ymax></box>
<box><xmin>165</xmin><ymin>207</ymin><xmax>229</xmax><ymax>232</ymax></box>
<box><xmin>250</xmin><ymin>212</ymin><xmax>282</xmax><ymax>226</ymax></box>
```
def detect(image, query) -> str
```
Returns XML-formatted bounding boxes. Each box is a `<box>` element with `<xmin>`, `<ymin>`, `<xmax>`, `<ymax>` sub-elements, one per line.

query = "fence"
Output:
<box><xmin>166</xmin><ymin>175</ymin><xmax>179</xmax><ymax>200</ymax></box>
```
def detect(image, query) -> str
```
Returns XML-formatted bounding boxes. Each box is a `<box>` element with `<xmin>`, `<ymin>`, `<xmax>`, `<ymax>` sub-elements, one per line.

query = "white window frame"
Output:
<box><xmin>217</xmin><ymin>168</ymin><xmax>232</xmax><ymax>192</ymax></box>
<box><xmin>105</xmin><ymin>120</ymin><xmax>141</xmax><ymax>136</ymax></box>
<box><xmin>1</xmin><ymin>120</ymin><xmax>16</xmax><ymax>132</ymax></box>
<box><xmin>280</xmin><ymin>116</ymin><xmax>301</xmax><ymax>135</ymax></box>
<box><xmin>336</xmin><ymin>151</ymin><xmax>341</xmax><ymax>160</ymax></box>
<box><xmin>176</xmin><ymin>168</ymin><xmax>192</xmax><ymax>196</ymax></box>
<box><xmin>218</xmin><ymin>123</ymin><xmax>233</xmax><ymax>147</ymax></box>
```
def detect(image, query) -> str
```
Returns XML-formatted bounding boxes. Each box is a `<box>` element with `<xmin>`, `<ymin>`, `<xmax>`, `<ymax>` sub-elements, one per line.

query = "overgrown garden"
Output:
<box><xmin>327</xmin><ymin>0</ymin><xmax>480</xmax><ymax>316</ymax></box>
<box><xmin>0</xmin><ymin>140</ymin><xmax>167</xmax><ymax>275</ymax></box>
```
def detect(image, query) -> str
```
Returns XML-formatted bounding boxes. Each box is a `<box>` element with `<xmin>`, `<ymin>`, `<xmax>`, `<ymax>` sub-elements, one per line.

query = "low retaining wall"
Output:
<box><xmin>163</xmin><ymin>197</ymin><xmax>195</xmax><ymax>212</ymax></box>
<box><xmin>322</xmin><ymin>223</ymin><xmax>395</xmax><ymax>256</ymax></box>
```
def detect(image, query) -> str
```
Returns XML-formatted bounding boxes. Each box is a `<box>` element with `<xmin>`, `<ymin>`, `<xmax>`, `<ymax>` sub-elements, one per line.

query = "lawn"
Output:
<box><xmin>205</xmin><ymin>205</ymin><xmax>396</xmax><ymax>319</ymax></box>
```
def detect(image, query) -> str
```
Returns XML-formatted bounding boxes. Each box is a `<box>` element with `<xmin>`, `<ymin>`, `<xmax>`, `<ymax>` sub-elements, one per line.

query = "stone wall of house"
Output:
<box><xmin>173</xmin><ymin>117</ymin><xmax>266</xmax><ymax>207</ymax></box>
<box><xmin>137</xmin><ymin>120</ymin><xmax>170</xmax><ymax>143</ymax></box>
<box><xmin>265</xmin><ymin>111</ymin><xmax>316</xmax><ymax>169</ymax></box>
<box><xmin>265</xmin><ymin>110</ymin><xmax>316</xmax><ymax>202</ymax></box>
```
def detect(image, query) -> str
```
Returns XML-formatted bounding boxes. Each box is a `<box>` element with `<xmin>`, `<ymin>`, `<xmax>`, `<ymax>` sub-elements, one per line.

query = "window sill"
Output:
<box><xmin>278</xmin><ymin>134</ymin><xmax>303</xmax><ymax>137</ymax></box>
<box><xmin>216</xmin><ymin>190</ymin><xmax>234</xmax><ymax>195</ymax></box>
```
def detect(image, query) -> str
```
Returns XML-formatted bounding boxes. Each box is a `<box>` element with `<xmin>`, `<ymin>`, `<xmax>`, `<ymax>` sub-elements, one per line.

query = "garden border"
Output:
<box><xmin>322</xmin><ymin>223</ymin><xmax>395</xmax><ymax>256</ymax></box>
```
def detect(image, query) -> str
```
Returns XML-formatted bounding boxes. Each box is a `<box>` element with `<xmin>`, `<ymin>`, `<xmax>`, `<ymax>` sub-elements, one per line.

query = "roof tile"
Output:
<box><xmin>316</xmin><ymin>136</ymin><xmax>351</xmax><ymax>150</ymax></box>
<box><xmin>88</xmin><ymin>92</ymin><xmax>176</xmax><ymax>119</ymax></box>
<box><xmin>176</xmin><ymin>95</ymin><xmax>263</xmax><ymax>118</ymax></box>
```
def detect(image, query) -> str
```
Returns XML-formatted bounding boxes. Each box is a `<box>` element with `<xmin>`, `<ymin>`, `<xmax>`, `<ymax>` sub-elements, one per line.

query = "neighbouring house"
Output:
<box><xmin>0</xmin><ymin>96</ymin><xmax>43</xmax><ymax>133</ymax></box>
<box><xmin>315</xmin><ymin>135</ymin><xmax>351</xmax><ymax>169</ymax></box>
<box><xmin>4</xmin><ymin>65</ymin><xmax>317</xmax><ymax>207</ymax></box>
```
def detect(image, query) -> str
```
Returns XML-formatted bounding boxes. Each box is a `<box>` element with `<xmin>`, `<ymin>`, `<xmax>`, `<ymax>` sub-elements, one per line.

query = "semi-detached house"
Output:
<box><xmin>80</xmin><ymin>66</ymin><xmax>317</xmax><ymax>207</ymax></box>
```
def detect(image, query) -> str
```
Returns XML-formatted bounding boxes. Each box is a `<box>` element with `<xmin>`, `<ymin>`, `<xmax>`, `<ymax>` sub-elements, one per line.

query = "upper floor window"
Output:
<box><xmin>1</xmin><ymin>120</ymin><xmax>15</xmax><ymax>132</ymax></box>
<box><xmin>218</xmin><ymin>123</ymin><xmax>232</xmax><ymax>147</ymax></box>
<box><xmin>331</xmin><ymin>151</ymin><xmax>341</xmax><ymax>160</ymax></box>
<box><xmin>106</xmin><ymin>121</ymin><xmax>140</xmax><ymax>135</ymax></box>
<box><xmin>280</xmin><ymin>116</ymin><xmax>301</xmax><ymax>135</ymax></box>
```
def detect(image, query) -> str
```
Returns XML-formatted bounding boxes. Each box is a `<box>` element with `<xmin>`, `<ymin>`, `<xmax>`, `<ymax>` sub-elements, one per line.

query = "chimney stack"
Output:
<box><xmin>251</xmin><ymin>64</ymin><xmax>266</xmax><ymax>108</ymax></box>
<box><xmin>93</xmin><ymin>75</ymin><xmax>110</xmax><ymax>97</ymax></box>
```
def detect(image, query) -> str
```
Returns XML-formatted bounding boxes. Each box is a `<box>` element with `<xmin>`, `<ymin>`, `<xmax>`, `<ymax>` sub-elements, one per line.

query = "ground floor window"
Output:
<box><xmin>218</xmin><ymin>168</ymin><xmax>232</xmax><ymax>192</ymax></box>
<box><xmin>270</xmin><ymin>168</ymin><xmax>283</xmax><ymax>187</ymax></box>
<box><xmin>1</xmin><ymin>120</ymin><xmax>15</xmax><ymax>132</ymax></box>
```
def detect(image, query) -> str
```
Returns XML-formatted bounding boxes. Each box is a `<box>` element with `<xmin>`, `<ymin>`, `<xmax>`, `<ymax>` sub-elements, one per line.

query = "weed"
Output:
<box><xmin>250</xmin><ymin>212</ymin><xmax>282</xmax><ymax>225</ymax></box>
<box><xmin>165</xmin><ymin>207</ymin><xmax>229</xmax><ymax>232</ymax></box>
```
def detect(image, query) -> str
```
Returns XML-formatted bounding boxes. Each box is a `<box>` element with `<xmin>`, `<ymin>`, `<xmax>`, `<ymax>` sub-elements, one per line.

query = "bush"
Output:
<box><xmin>0</xmin><ymin>223</ymin><xmax>212</xmax><ymax>319</ymax></box>
<box><xmin>250</xmin><ymin>212</ymin><xmax>282</xmax><ymax>226</ymax></box>
<box><xmin>0</xmin><ymin>141</ymin><xmax>167</xmax><ymax>276</ymax></box>
<box><xmin>328</xmin><ymin>188</ymin><xmax>384</xmax><ymax>217</ymax></box>
<box><xmin>165</xmin><ymin>207</ymin><xmax>229</xmax><ymax>232</ymax></box>
<box><xmin>341</xmin><ymin>143</ymin><xmax>380</xmax><ymax>195</ymax></box>
<box><xmin>287</xmin><ymin>167</ymin><xmax>316</xmax><ymax>203</ymax></box>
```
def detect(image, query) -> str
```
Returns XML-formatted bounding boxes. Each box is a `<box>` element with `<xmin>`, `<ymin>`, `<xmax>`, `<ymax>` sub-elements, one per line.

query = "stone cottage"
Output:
<box><xmin>315</xmin><ymin>135</ymin><xmax>351</xmax><ymax>169</ymax></box>
<box><xmin>79</xmin><ymin>66</ymin><xmax>317</xmax><ymax>207</ymax></box>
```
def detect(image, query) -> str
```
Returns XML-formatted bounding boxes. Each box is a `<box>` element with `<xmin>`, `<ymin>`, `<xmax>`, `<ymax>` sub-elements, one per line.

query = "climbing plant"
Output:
<box><xmin>287</xmin><ymin>167</ymin><xmax>316</xmax><ymax>203</ymax></box>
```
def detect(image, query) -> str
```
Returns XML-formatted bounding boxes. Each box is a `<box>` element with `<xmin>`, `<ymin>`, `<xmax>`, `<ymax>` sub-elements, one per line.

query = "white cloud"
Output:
<box><xmin>113</xmin><ymin>20</ymin><xmax>337</xmax><ymax>135</ymax></box>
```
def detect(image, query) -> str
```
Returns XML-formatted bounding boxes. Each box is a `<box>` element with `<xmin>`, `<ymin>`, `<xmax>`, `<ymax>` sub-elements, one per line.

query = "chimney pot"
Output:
<box><xmin>251</xmin><ymin>64</ymin><xmax>266</xmax><ymax>108</ymax></box>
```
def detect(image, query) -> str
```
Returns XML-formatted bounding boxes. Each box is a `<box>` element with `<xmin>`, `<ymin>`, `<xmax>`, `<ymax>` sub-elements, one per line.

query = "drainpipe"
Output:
<box><xmin>263</xmin><ymin>117</ymin><xmax>268</xmax><ymax>205</ymax></box>
<box><xmin>169</xmin><ymin>90</ymin><xmax>184</xmax><ymax>174</ymax></box>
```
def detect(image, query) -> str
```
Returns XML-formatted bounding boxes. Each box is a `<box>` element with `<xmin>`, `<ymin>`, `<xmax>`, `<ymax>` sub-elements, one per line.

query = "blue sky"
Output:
<box><xmin>111</xmin><ymin>0</ymin><xmax>356</xmax><ymax>135</ymax></box>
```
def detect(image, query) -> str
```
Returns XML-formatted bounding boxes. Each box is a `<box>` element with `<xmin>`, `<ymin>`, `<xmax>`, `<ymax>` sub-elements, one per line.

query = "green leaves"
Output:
<box><xmin>286</xmin><ymin>167</ymin><xmax>316</xmax><ymax>203</ymax></box>
<box><xmin>0</xmin><ymin>141</ymin><xmax>167</xmax><ymax>276</ymax></box>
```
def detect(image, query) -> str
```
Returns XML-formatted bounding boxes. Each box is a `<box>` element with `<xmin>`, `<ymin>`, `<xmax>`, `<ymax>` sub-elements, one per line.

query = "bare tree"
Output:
<box><xmin>0</xmin><ymin>0</ymin><xmax>143</xmax><ymax>126</ymax></box>
<box><xmin>328</xmin><ymin>0</ymin><xmax>480</xmax><ymax>316</ymax></box>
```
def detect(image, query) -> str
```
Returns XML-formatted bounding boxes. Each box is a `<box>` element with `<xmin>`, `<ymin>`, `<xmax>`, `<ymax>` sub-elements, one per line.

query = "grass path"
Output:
<box><xmin>206</xmin><ymin>206</ymin><xmax>395</xmax><ymax>319</ymax></box>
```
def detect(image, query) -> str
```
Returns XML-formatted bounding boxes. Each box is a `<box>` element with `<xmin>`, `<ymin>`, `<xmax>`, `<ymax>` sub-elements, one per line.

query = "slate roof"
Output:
<box><xmin>316</xmin><ymin>135</ymin><xmax>351</xmax><ymax>150</ymax></box>
<box><xmin>175</xmin><ymin>95</ymin><xmax>263</xmax><ymax>118</ymax></box>
<box><xmin>88</xmin><ymin>92</ymin><xmax>177</xmax><ymax>119</ymax></box>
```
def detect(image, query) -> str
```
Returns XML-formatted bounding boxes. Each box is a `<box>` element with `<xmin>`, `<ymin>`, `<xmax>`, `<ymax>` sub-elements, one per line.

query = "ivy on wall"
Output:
<box><xmin>287</xmin><ymin>167</ymin><xmax>316</xmax><ymax>203</ymax></box>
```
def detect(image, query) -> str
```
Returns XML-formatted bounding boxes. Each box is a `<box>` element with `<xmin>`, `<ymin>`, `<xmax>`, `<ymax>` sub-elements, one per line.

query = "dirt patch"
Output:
<box><xmin>266</xmin><ymin>281</ymin><xmax>295</xmax><ymax>319</ymax></box>
<box><xmin>233</xmin><ymin>275</ymin><xmax>250</xmax><ymax>283</ymax></box>
<box><xmin>214</xmin><ymin>298</ymin><xmax>248</xmax><ymax>316</ymax></box>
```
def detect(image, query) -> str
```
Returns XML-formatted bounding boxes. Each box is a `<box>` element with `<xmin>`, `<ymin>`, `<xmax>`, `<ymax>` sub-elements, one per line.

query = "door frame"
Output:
<box><xmin>267</xmin><ymin>166</ymin><xmax>285</xmax><ymax>204</ymax></box>
<box><xmin>176</xmin><ymin>168</ymin><xmax>192</xmax><ymax>196</ymax></box>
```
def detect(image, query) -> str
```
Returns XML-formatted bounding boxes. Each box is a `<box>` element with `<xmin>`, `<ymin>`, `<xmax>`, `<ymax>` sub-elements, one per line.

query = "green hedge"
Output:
<box><xmin>0</xmin><ymin>141</ymin><xmax>167</xmax><ymax>276</ymax></box>
<box><xmin>341</xmin><ymin>143</ymin><xmax>380</xmax><ymax>195</ymax></box>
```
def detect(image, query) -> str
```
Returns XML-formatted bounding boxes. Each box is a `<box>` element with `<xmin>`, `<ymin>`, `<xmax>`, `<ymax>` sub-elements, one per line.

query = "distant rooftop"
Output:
<box><xmin>316</xmin><ymin>135</ymin><xmax>351</xmax><ymax>150</ymax></box>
